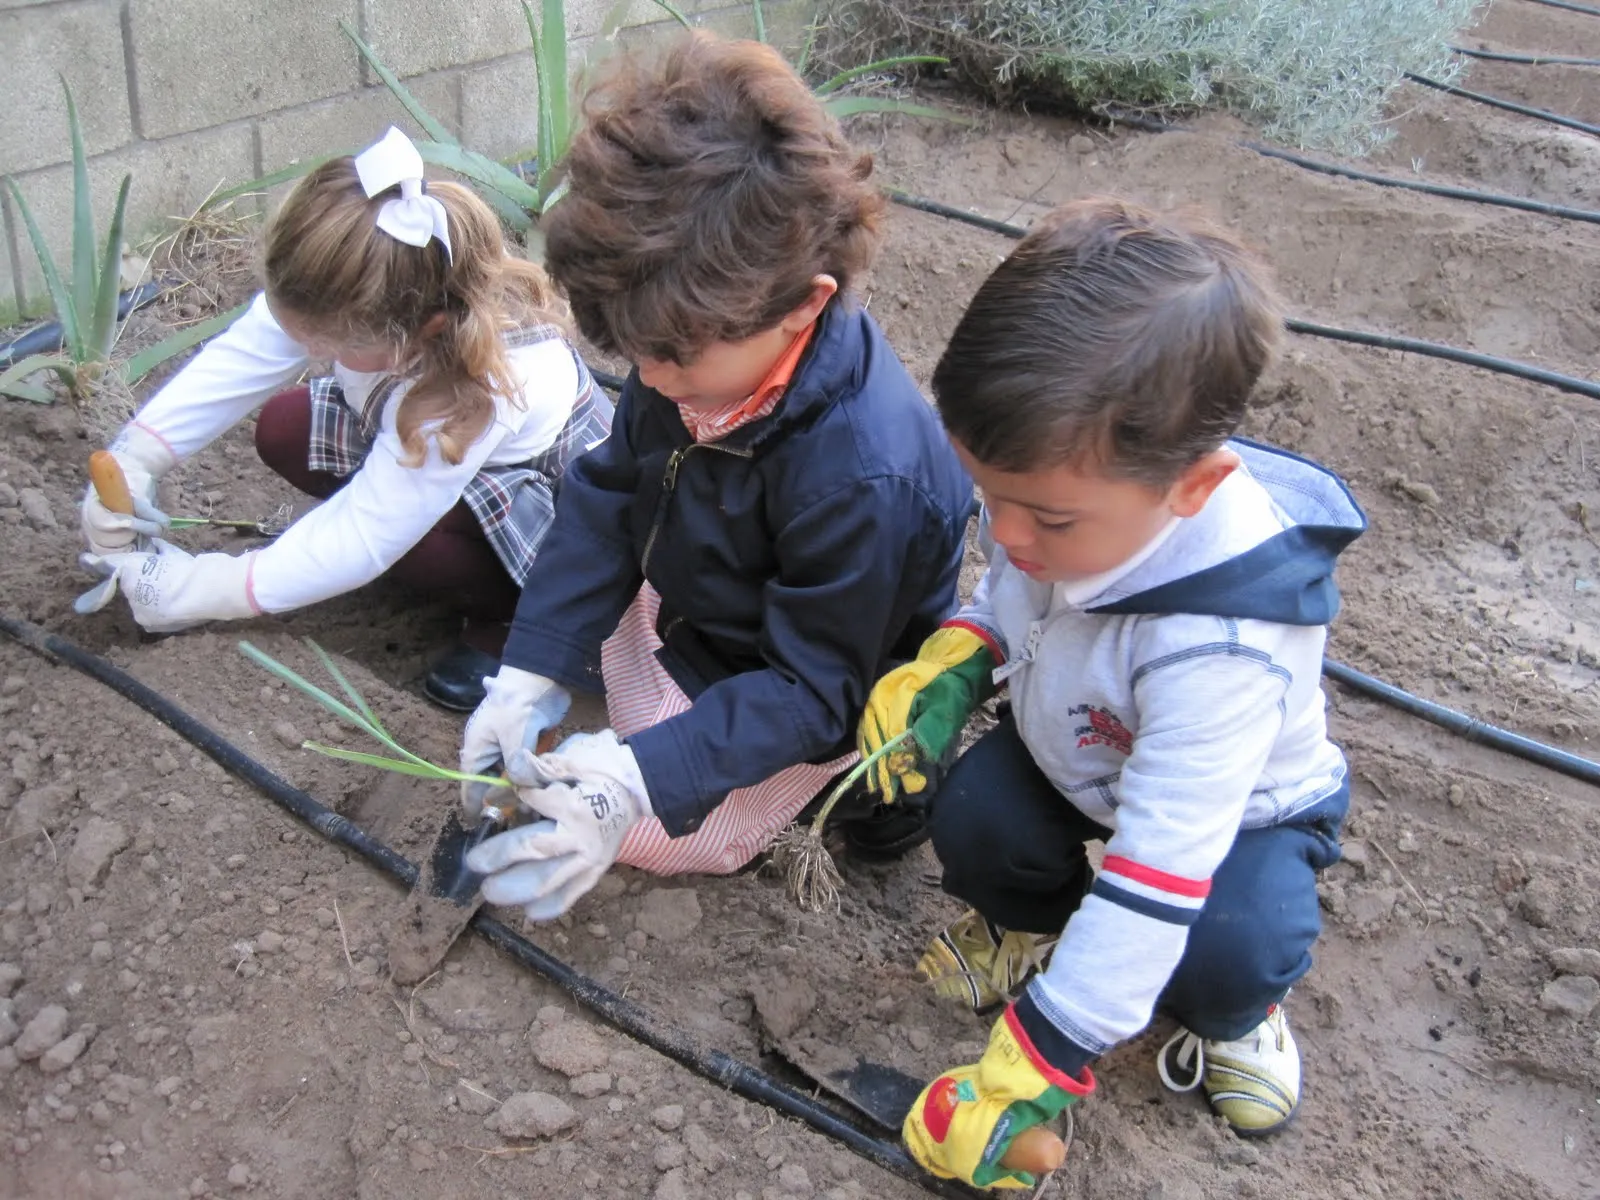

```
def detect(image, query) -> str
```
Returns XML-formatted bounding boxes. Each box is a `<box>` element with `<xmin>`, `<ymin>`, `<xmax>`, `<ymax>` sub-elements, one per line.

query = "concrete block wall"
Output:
<box><xmin>0</xmin><ymin>0</ymin><xmax>780</xmax><ymax>321</ymax></box>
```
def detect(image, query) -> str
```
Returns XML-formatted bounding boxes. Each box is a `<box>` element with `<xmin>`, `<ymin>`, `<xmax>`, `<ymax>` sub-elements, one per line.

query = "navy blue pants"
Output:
<box><xmin>930</xmin><ymin>716</ymin><xmax>1343</xmax><ymax>1041</ymax></box>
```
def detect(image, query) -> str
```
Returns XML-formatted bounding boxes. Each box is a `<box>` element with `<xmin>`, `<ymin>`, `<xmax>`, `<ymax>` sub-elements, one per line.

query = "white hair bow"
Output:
<box><xmin>353</xmin><ymin>126</ymin><xmax>453</xmax><ymax>262</ymax></box>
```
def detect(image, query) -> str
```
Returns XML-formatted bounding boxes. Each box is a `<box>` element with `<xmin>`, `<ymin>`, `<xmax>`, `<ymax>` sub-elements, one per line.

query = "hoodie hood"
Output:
<box><xmin>1083</xmin><ymin>439</ymin><xmax>1366</xmax><ymax>625</ymax></box>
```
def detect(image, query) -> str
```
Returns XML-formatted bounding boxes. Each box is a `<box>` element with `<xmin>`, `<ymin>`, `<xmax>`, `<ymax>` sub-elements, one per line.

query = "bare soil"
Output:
<box><xmin>1</xmin><ymin>3</ymin><xmax>1598</xmax><ymax>1197</ymax></box>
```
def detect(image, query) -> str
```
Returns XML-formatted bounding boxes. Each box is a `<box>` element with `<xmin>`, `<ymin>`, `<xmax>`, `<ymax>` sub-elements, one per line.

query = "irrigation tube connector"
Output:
<box><xmin>1097</xmin><ymin>106</ymin><xmax>1600</xmax><ymax>228</ymax></box>
<box><xmin>1405</xmin><ymin>72</ymin><xmax>1600</xmax><ymax>138</ymax></box>
<box><xmin>1323</xmin><ymin>660</ymin><xmax>1600</xmax><ymax>788</ymax></box>
<box><xmin>884</xmin><ymin>191</ymin><xmax>1600</xmax><ymax>401</ymax></box>
<box><xmin>0</xmin><ymin>615</ymin><xmax>977</xmax><ymax>1200</ymax></box>
<box><xmin>0</xmin><ymin>279</ymin><xmax>168</xmax><ymax>369</ymax></box>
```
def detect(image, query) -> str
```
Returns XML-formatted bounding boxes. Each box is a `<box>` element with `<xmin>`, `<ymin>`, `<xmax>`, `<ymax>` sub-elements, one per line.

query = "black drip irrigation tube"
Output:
<box><xmin>0</xmin><ymin>279</ymin><xmax>169</xmax><ymax>369</ymax></box>
<box><xmin>1521</xmin><ymin>0</ymin><xmax>1600</xmax><ymax>16</ymax></box>
<box><xmin>0</xmin><ymin>614</ymin><xmax>978</xmax><ymax>1200</ymax></box>
<box><xmin>884</xmin><ymin>191</ymin><xmax>1600</xmax><ymax>401</ymax></box>
<box><xmin>1097</xmin><ymin>107</ymin><xmax>1600</xmax><ymax>228</ymax></box>
<box><xmin>1452</xmin><ymin>46</ymin><xmax>1600</xmax><ymax>67</ymax></box>
<box><xmin>1322</xmin><ymin>660</ymin><xmax>1600</xmax><ymax>787</ymax></box>
<box><xmin>1405</xmin><ymin>72</ymin><xmax>1600</xmax><ymax>138</ymax></box>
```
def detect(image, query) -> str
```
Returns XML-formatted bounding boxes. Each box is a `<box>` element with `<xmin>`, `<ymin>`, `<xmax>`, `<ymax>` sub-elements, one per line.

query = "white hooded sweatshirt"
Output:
<box><xmin>953</xmin><ymin>440</ymin><xmax>1366</xmax><ymax>1063</ymax></box>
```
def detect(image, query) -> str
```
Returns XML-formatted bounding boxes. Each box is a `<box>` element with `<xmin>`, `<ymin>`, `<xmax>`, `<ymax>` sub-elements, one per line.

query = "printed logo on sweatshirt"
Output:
<box><xmin>1068</xmin><ymin>704</ymin><xmax>1133</xmax><ymax>755</ymax></box>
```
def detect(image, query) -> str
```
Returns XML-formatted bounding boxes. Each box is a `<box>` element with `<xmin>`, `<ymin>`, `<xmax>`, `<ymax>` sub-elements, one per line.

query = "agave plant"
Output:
<box><xmin>1</xmin><ymin>78</ymin><xmax>244</xmax><ymax>404</ymax></box>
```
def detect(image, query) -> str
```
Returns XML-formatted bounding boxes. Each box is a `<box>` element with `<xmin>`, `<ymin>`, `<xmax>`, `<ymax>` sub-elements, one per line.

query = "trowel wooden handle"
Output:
<box><xmin>89</xmin><ymin>451</ymin><xmax>134</xmax><ymax>515</ymax></box>
<box><xmin>999</xmin><ymin>1125</ymin><xmax>1066</xmax><ymax>1174</ymax></box>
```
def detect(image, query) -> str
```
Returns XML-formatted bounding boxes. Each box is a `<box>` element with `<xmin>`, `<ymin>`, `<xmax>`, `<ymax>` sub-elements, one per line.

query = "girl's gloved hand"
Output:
<box><xmin>80</xmin><ymin>426</ymin><xmax>174</xmax><ymax>556</ymax></box>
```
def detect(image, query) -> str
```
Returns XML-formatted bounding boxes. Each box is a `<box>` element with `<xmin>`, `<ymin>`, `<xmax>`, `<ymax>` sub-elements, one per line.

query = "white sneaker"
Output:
<box><xmin>1158</xmin><ymin>1004</ymin><xmax>1300</xmax><ymax>1136</ymax></box>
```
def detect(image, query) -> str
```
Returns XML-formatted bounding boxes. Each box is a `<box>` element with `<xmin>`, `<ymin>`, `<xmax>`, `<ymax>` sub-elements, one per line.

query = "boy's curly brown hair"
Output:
<box><xmin>542</xmin><ymin>32</ymin><xmax>885</xmax><ymax>364</ymax></box>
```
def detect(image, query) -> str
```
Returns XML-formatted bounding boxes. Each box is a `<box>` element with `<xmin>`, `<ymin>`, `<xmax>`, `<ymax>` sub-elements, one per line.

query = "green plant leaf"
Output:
<box><xmin>0</xmin><ymin>354</ymin><xmax>75</xmax><ymax>402</ymax></box>
<box><xmin>300</xmin><ymin>744</ymin><xmax>513</xmax><ymax>786</ymax></box>
<box><xmin>6</xmin><ymin>181</ymin><xmax>81</xmax><ymax>360</ymax></box>
<box><xmin>306</xmin><ymin>638</ymin><xmax>388</xmax><ymax>738</ymax></box>
<box><xmin>414</xmin><ymin>142</ymin><xmax>536</xmax><ymax>231</ymax></box>
<box><xmin>543</xmin><ymin>0</ymin><xmax>570</xmax><ymax>164</ymax></box>
<box><xmin>206</xmin><ymin>155</ymin><xmax>344</xmax><ymax>208</ymax></box>
<box><xmin>297</xmin><ymin>744</ymin><xmax>450</xmax><ymax>778</ymax></box>
<box><xmin>63</xmin><ymin>78</ymin><xmax>96</xmax><ymax>351</ymax></box>
<box><xmin>814</xmin><ymin>55</ymin><xmax>948</xmax><ymax>96</ymax></box>
<box><xmin>795</xmin><ymin>20</ymin><xmax>819</xmax><ymax>76</ymax></box>
<box><xmin>239</xmin><ymin>640</ymin><xmax>378</xmax><ymax>738</ymax></box>
<box><xmin>122</xmin><ymin>301</ymin><xmax>248</xmax><ymax>385</ymax></box>
<box><xmin>524</xmin><ymin>0</ymin><xmax>559</xmax><ymax>207</ymax></box>
<box><xmin>90</xmin><ymin>176</ymin><xmax>132</xmax><ymax>361</ymax></box>
<box><xmin>652</xmin><ymin>0</ymin><xmax>692</xmax><ymax>28</ymax></box>
<box><xmin>339</xmin><ymin>19</ymin><xmax>458</xmax><ymax>146</ymax></box>
<box><xmin>823</xmin><ymin>96</ymin><xmax>967</xmax><ymax>123</ymax></box>
<box><xmin>752</xmin><ymin>0</ymin><xmax>767</xmax><ymax>43</ymax></box>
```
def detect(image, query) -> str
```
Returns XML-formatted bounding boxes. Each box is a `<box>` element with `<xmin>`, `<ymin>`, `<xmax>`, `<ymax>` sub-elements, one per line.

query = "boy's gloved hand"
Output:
<box><xmin>80</xmin><ymin>425</ymin><xmax>174</xmax><ymax>556</ymax></box>
<box><xmin>904</xmin><ymin>1005</ymin><xmax>1093</xmax><ymax>1191</ymax></box>
<box><xmin>459</xmin><ymin>666</ymin><xmax>572</xmax><ymax>818</ymax></box>
<box><xmin>858</xmin><ymin>625</ymin><xmax>998</xmax><ymax>800</ymax></box>
<box><xmin>464</xmin><ymin>731</ymin><xmax>649</xmax><ymax>920</ymax></box>
<box><xmin>76</xmin><ymin>541</ymin><xmax>258</xmax><ymax>631</ymax></box>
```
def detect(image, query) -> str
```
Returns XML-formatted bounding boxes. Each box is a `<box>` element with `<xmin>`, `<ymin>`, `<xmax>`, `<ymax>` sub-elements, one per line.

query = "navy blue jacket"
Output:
<box><xmin>504</xmin><ymin>300</ymin><xmax>974</xmax><ymax>836</ymax></box>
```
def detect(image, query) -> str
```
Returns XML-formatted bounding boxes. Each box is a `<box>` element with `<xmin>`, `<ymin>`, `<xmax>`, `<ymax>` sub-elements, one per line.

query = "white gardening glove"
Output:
<box><xmin>75</xmin><ymin>540</ymin><xmax>258</xmax><ymax>632</ymax></box>
<box><xmin>459</xmin><ymin>665</ymin><xmax>572</xmax><ymax>818</ymax></box>
<box><xmin>80</xmin><ymin>424</ymin><xmax>175</xmax><ymax>556</ymax></box>
<box><xmin>465</xmin><ymin>730</ymin><xmax>650</xmax><ymax>921</ymax></box>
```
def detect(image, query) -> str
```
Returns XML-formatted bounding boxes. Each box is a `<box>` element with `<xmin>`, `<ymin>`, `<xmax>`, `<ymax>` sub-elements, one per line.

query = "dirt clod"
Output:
<box><xmin>14</xmin><ymin>1005</ymin><xmax>69</xmax><ymax>1061</ymax></box>
<box><xmin>64</xmin><ymin>818</ymin><xmax>128</xmax><ymax>888</ymax></box>
<box><xmin>39</xmin><ymin>1029</ymin><xmax>89</xmax><ymax>1074</ymax></box>
<box><xmin>1539</xmin><ymin>975</ymin><xmax>1600</xmax><ymax>1018</ymax></box>
<box><xmin>635</xmin><ymin>888</ymin><xmax>702</xmax><ymax>942</ymax></box>
<box><xmin>532</xmin><ymin>1019</ymin><xmax>611</xmax><ymax>1078</ymax></box>
<box><xmin>484</xmin><ymin>1091</ymin><xmax>579</xmax><ymax>1139</ymax></box>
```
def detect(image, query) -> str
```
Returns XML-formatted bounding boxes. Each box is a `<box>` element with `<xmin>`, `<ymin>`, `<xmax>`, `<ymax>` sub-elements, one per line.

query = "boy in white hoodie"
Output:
<box><xmin>860</xmin><ymin>199</ymin><xmax>1365</xmax><ymax>1191</ymax></box>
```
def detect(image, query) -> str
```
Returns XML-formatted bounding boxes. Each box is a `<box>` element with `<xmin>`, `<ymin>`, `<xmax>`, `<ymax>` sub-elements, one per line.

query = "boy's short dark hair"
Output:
<box><xmin>933</xmin><ymin>198</ymin><xmax>1283</xmax><ymax>487</ymax></box>
<box><xmin>542</xmin><ymin>32</ymin><xmax>885</xmax><ymax>364</ymax></box>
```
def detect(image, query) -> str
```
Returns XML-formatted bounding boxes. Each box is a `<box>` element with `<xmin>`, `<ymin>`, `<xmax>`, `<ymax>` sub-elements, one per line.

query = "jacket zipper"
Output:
<box><xmin>639</xmin><ymin>442</ymin><xmax>755</xmax><ymax>576</ymax></box>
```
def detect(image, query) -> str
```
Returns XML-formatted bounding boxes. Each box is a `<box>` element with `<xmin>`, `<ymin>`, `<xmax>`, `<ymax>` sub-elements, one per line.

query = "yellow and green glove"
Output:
<box><xmin>858</xmin><ymin>624</ymin><xmax>999</xmax><ymax>800</ymax></box>
<box><xmin>903</xmin><ymin>1004</ymin><xmax>1094</xmax><ymax>1191</ymax></box>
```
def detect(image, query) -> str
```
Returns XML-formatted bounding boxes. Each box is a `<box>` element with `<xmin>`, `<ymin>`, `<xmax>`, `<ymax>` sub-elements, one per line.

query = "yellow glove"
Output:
<box><xmin>904</xmin><ymin>1005</ymin><xmax>1093</xmax><ymax>1190</ymax></box>
<box><xmin>858</xmin><ymin>625</ymin><xmax>998</xmax><ymax>799</ymax></box>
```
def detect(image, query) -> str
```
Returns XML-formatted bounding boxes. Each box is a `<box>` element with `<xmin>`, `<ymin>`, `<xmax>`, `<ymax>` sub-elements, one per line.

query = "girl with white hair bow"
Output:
<box><xmin>77</xmin><ymin>127</ymin><xmax>610</xmax><ymax>711</ymax></box>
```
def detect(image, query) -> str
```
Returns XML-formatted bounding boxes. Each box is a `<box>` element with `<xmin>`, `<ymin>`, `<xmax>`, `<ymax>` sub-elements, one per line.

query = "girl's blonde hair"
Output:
<box><xmin>263</xmin><ymin>157</ymin><xmax>564</xmax><ymax>466</ymax></box>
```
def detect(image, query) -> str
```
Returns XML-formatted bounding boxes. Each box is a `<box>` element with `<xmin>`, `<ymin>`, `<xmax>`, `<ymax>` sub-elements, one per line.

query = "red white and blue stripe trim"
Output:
<box><xmin>1090</xmin><ymin>855</ymin><xmax>1210</xmax><ymax>926</ymax></box>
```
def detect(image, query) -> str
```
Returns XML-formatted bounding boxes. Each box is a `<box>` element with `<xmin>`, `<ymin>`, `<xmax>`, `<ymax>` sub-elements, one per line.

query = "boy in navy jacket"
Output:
<box><xmin>456</xmin><ymin>33</ymin><xmax>972</xmax><ymax>910</ymax></box>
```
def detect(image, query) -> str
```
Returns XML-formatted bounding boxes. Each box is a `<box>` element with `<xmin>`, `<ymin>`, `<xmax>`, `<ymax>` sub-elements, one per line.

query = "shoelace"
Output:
<box><xmin>1157</xmin><ymin>1028</ymin><xmax>1205</xmax><ymax>1093</ymax></box>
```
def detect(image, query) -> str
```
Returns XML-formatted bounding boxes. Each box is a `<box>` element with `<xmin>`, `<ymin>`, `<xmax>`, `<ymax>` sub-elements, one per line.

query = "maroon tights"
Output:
<box><xmin>253</xmin><ymin>387</ymin><xmax>517</xmax><ymax>653</ymax></box>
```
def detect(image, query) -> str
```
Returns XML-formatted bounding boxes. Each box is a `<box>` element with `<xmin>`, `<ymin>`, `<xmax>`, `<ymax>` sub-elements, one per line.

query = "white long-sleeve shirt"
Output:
<box><xmin>128</xmin><ymin>293</ymin><xmax>580</xmax><ymax>613</ymax></box>
<box><xmin>956</xmin><ymin>441</ymin><xmax>1364</xmax><ymax>1062</ymax></box>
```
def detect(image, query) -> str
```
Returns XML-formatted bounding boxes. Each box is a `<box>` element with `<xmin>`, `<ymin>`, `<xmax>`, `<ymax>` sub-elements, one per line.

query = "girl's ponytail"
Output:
<box><xmin>264</xmin><ymin>154</ymin><xmax>565</xmax><ymax>468</ymax></box>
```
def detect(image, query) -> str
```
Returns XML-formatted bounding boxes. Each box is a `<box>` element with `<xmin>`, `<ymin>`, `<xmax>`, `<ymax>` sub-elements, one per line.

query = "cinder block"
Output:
<box><xmin>364</xmin><ymin>0</ymin><xmax>530</xmax><ymax>78</ymax></box>
<box><xmin>0</xmin><ymin>4</ymin><xmax>134</xmax><ymax>175</ymax></box>
<box><xmin>128</xmin><ymin>0</ymin><xmax>360</xmax><ymax>139</ymax></box>
<box><xmin>0</xmin><ymin>196</ymin><xmax>25</xmax><ymax>321</ymax></box>
<box><xmin>8</xmin><ymin>124</ymin><xmax>255</xmax><ymax>307</ymax></box>
<box><xmin>257</xmin><ymin>74</ymin><xmax>460</xmax><ymax>175</ymax></box>
<box><xmin>458</xmin><ymin>53</ymin><xmax>543</xmax><ymax>163</ymax></box>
